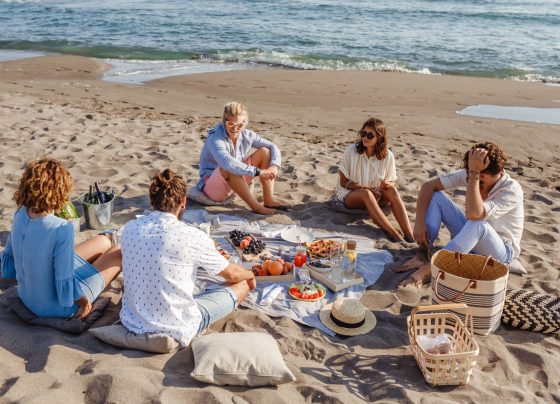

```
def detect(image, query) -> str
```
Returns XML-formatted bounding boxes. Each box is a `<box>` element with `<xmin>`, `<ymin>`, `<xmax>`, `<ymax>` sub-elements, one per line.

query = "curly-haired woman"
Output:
<box><xmin>335</xmin><ymin>117</ymin><xmax>414</xmax><ymax>242</ymax></box>
<box><xmin>1</xmin><ymin>158</ymin><xmax>121</xmax><ymax>318</ymax></box>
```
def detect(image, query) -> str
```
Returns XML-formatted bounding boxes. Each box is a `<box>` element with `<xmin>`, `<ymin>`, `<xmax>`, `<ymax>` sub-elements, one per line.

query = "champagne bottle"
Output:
<box><xmin>94</xmin><ymin>181</ymin><xmax>106</xmax><ymax>204</ymax></box>
<box><xmin>87</xmin><ymin>185</ymin><xmax>94</xmax><ymax>204</ymax></box>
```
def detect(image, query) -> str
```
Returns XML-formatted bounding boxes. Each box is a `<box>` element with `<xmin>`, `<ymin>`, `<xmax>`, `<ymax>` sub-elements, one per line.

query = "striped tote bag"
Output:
<box><xmin>431</xmin><ymin>250</ymin><xmax>509</xmax><ymax>335</ymax></box>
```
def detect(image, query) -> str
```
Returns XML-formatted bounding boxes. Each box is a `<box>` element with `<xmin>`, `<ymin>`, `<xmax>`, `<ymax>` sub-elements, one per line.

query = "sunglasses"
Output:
<box><xmin>224</xmin><ymin>120</ymin><xmax>245</xmax><ymax>129</ymax></box>
<box><xmin>359</xmin><ymin>130</ymin><xmax>381</xmax><ymax>140</ymax></box>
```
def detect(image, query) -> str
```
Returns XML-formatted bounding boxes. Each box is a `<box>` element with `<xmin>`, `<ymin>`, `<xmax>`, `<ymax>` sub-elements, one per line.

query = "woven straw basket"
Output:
<box><xmin>407</xmin><ymin>303</ymin><xmax>479</xmax><ymax>386</ymax></box>
<box><xmin>431</xmin><ymin>250</ymin><xmax>509</xmax><ymax>335</ymax></box>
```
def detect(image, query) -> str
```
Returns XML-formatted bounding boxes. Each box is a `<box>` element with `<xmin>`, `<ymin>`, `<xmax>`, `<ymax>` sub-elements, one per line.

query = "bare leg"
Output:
<box><xmin>398</xmin><ymin>262</ymin><xmax>432</xmax><ymax>288</ymax></box>
<box><xmin>381</xmin><ymin>184</ymin><xmax>414</xmax><ymax>241</ymax></box>
<box><xmin>228</xmin><ymin>280</ymin><xmax>251</xmax><ymax>305</ymax></box>
<box><xmin>75</xmin><ymin>234</ymin><xmax>112</xmax><ymax>263</ymax></box>
<box><xmin>91</xmin><ymin>245</ymin><xmax>122</xmax><ymax>287</ymax></box>
<box><xmin>344</xmin><ymin>189</ymin><xmax>400</xmax><ymax>241</ymax></box>
<box><xmin>221</xmin><ymin>167</ymin><xmax>276</xmax><ymax>215</ymax></box>
<box><xmin>249</xmin><ymin>147</ymin><xmax>286</xmax><ymax>207</ymax></box>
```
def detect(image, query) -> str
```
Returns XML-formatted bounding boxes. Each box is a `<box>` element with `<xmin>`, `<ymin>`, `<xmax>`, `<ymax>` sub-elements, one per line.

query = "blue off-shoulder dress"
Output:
<box><xmin>1</xmin><ymin>207</ymin><xmax>104</xmax><ymax>318</ymax></box>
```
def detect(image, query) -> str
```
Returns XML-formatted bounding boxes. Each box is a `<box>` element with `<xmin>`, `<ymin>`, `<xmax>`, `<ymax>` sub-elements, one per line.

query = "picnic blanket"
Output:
<box><xmin>183</xmin><ymin>210</ymin><xmax>393</xmax><ymax>337</ymax></box>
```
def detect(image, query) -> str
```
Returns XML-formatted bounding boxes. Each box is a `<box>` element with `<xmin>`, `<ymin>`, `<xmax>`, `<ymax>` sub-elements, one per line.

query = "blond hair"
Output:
<box><xmin>14</xmin><ymin>158</ymin><xmax>73</xmax><ymax>213</ymax></box>
<box><xmin>223</xmin><ymin>101</ymin><xmax>248</xmax><ymax>122</ymax></box>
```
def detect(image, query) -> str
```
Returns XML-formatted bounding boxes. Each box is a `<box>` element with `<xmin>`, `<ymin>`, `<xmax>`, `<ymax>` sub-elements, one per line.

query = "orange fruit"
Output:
<box><xmin>257</xmin><ymin>267</ymin><xmax>268</xmax><ymax>277</ymax></box>
<box><xmin>284</xmin><ymin>262</ymin><xmax>293</xmax><ymax>271</ymax></box>
<box><xmin>269</xmin><ymin>261</ymin><xmax>284</xmax><ymax>276</ymax></box>
<box><xmin>240</xmin><ymin>239</ymin><xmax>250</xmax><ymax>250</ymax></box>
<box><xmin>262</xmin><ymin>260</ymin><xmax>272</xmax><ymax>270</ymax></box>
<box><xmin>275</xmin><ymin>258</ymin><xmax>285</xmax><ymax>265</ymax></box>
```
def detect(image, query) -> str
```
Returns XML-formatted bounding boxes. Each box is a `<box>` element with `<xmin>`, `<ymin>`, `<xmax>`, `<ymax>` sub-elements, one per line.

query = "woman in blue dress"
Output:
<box><xmin>1</xmin><ymin>158</ymin><xmax>122</xmax><ymax>319</ymax></box>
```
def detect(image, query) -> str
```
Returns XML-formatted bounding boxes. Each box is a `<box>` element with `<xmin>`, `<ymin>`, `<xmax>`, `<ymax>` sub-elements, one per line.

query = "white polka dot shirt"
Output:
<box><xmin>119</xmin><ymin>211</ymin><xmax>229</xmax><ymax>346</ymax></box>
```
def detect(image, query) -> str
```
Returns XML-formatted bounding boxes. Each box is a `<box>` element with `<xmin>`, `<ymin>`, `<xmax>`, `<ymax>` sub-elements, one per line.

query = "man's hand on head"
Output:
<box><xmin>468</xmin><ymin>148</ymin><xmax>490</xmax><ymax>173</ymax></box>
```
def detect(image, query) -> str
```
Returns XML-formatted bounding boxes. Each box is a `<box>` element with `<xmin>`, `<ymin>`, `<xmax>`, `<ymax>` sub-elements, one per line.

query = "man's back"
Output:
<box><xmin>119</xmin><ymin>211</ymin><xmax>228</xmax><ymax>346</ymax></box>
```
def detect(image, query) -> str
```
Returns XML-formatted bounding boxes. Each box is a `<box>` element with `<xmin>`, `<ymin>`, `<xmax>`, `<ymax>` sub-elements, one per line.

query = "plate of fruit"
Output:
<box><xmin>288</xmin><ymin>282</ymin><xmax>327</xmax><ymax>302</ymax></box>
<box><xmin>251</xmin><ymin>258</ymin><xmax>294</xmax><ymax>277</ymax></box>
<box><xmin>229</xmin><ymin>230</ymin><xmax>267</xmax><ymax>260</ymax></box>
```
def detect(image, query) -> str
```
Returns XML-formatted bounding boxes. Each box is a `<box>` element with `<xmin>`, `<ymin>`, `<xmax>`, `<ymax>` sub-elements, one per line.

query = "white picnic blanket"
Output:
<box><xmin>183</xmin><ymin>209</ymin><xmax>394</xmax><ymax>336</ymax></box>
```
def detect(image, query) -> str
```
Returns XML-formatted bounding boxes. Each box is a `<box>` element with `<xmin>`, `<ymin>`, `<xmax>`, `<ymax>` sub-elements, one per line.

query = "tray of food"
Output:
<box><xmin>288</xmin><ymin>282</ymin><xmax>327</xmax><ymax>302</ymax></box>
<box><xmin>305</xmin><ymin>239</ymin><xmax>344</xmax><ymax>259</ymax></box>
<box><xmin>227</xmin><ymin>230</ymin><xmax>272</xmax><ymax>262</ymax></box>
<box><xmin>250</xmin><ymin>258</ymin><xmax>295</xmax><ymax>282</ymax></box>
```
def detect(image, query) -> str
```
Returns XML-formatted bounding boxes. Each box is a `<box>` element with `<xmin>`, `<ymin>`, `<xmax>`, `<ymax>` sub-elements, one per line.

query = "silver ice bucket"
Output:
<box><xmin>81</xmin><ymin>192</ymin><xmax>115</xmax><ymax>230</ymax></box>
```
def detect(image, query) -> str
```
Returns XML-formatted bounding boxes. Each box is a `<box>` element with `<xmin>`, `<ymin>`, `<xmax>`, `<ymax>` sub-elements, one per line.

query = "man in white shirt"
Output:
<box><xmin>120</xmin><ymin>169</ymin><xmax>256</xmax><ymax>346</ymax></box>
<box><xmin>395</xmin><ymin>142</ymin><xmax>524</xmax><ymax>287</ymax></box>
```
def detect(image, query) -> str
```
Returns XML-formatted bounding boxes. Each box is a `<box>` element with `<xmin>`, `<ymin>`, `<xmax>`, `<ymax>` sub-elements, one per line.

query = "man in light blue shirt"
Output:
<box><xmin>197</xmin><ymin>101</ymin><xmax>287</xmax><ymax>215</ymax></box>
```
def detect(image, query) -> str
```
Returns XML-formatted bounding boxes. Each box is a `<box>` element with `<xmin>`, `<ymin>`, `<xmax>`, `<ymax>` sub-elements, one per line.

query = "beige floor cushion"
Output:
<box><xmin>89</xmin><ymin>324</ymin><xmax>180</xmax><ymax>354</ymax></box>
<box><xmin>191</xmin><ymin>332</ymin><xmax>296</xmax><ymax>386</ymax></box>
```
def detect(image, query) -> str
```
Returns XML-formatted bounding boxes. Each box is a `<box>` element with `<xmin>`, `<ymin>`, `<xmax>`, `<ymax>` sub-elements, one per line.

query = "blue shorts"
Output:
<box><xmin>74</xmin><ymin>254</ymin><xmax>105</xmax><ymax>302</ymax></box>
<box><xmin>195</xmin><ymin>287</ymin><xmax>237</xmax><ymax>333</ymax></box>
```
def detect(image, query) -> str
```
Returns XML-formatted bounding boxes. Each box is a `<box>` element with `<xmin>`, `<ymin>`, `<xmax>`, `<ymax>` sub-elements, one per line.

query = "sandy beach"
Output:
<box><xmin>0</xmin><ymin>55</ymin><xmax>559</xmax><ymax>403</ymax></box>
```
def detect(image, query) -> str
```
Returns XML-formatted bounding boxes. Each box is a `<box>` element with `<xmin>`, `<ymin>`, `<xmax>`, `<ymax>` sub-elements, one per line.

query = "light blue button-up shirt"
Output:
<box><xmin>197</xmin><ymin>122</ymin><xmax>282</xmax><ymax>190</ymax></box>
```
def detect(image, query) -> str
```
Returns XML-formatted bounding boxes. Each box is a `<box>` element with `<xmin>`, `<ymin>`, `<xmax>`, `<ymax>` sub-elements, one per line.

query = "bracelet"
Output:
<box><xmin>468</xmin><ymin>172</ymin><xmax>480</xmax><ymax>181</ymax></box>
<box><xmin>468</xmin><ymin>170</ymin><xmax>481</xmax><ymax>175</ymax></box>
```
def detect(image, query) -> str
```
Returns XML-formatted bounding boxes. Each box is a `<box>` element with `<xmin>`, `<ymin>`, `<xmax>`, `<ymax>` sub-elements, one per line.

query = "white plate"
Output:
<box><xmin>280</xmin><ymin>226</ymin><xmax>315</xmax><ymax>243</ymax></box>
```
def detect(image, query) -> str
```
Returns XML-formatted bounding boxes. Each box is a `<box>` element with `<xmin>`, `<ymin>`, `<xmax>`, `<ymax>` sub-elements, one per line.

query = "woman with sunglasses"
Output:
<box><xmin>335</xmin><ymin>117</ymin><xmax>414</xmax><ymax>242</ymax></box>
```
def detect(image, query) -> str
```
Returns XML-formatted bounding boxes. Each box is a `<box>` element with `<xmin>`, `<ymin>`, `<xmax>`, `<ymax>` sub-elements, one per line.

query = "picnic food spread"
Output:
<box><xmin>305</xmin><ymin>239</ymin><xmax>343</xmax><ymax>258</ymax></box>
<box><xmin>288</xmin><ymin>282</ymin><xmax>327</xmax><ymax>301</ymax></box>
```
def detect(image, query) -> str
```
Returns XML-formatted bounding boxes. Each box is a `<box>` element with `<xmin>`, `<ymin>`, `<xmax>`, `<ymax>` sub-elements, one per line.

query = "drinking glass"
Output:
<box><xmin>293</xmin><ymin>244</ymin><xmax>307</xmax><ymax>280</ymax></box>
<box><xmin>329</xmin><ymin>242</ymin><xmax>344</xmax><ymax>282</ymax></box>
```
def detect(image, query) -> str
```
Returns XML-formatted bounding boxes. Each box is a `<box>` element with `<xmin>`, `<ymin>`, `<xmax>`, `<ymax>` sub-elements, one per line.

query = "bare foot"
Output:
<box><xmin>253</xmin><ymin>205</ymin><xmax>277</xmax><ymax>215</ymax></box>
<box><xmin>397</xmin><ymin>263</ymin><xmax>432</xmax><ymax>288</ymax></box>
<box><xmin>384</xmin><ymin>229</ymin><xmax>403</xmax><ymax>242</ymax></box>
<box><xmin>263</xmin><ymin>199</ymin><xmax>291</xmax><ymax>211</ymax></box>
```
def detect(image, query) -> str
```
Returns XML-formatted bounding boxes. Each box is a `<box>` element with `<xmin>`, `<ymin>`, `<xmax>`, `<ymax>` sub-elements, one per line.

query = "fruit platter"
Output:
<box><xmin>227</xmin><ymin>230</ymin><xmax>272</xmax><ymax>262</ymax></box>
<box><xmin>288</xmin><ymin>282</ymin><xmax>327</xmax><ymax>302</ymax></box>
<box><xmin>250</xmin><ymin>258</ymin><xmax>295</xmax><ymax>282</ymax></box>
<box><xmin>305</xmin><ymin>239</ymin><xmax>344</xmax><ymax>259</ymax></box>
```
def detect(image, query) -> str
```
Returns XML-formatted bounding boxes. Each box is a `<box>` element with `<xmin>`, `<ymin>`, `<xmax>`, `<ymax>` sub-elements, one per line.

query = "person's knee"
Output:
<box><xmin>463</xmin><ymin>219</ymin><xmax>489</xmax><ymax>237</ymax></box>
<box><xmin>93</xmin><ymin>234</ymin><xmax>112</xmax><ymax>251</ymax></box>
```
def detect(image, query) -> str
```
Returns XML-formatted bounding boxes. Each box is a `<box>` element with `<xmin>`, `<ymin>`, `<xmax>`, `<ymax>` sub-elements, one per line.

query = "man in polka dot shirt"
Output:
<box><xmin>119</xmin><ymin>169</ymin><xmax>256</xmax><ymax>346</ymax></box>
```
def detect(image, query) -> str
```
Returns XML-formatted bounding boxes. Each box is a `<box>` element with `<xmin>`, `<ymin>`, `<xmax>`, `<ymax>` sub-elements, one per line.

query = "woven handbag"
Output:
<box><xmin>502</xmin><ymin>288</ymin><xmax>560</xmax><ymax>333</ymax></box>
<box><xmin>431</xmin><ymin>250</ymin><xmax>509</xmax><ymax>335</ymax></box>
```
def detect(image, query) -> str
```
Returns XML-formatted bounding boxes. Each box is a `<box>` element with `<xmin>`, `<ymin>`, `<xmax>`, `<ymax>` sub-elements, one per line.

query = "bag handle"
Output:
<box><xmin>410</xmin><ymin>303</ymin><xmax>473</xmax><ymax>339</ymax></box>
<box><xmin>434</xmin><ymin>271</ymin><xmax>477</xmax><ymax>302</ymax></box>
<box><xmin>454</xmin><ymin>252</ymin><xmax>495</xmax><ymax>279</ymax></box>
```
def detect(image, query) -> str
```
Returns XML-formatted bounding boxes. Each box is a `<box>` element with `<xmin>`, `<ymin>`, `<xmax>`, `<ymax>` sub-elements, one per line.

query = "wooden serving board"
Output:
<box><xmin>309</xmin><ymin>269</ymin><xmax>364</xmax><ymax>292</ymax></box>
<box><xmin>256</xmin><ymin>272</ymin><xmax>296</xmax><ymax>283</ymax></box>
<box><xmin>225</xmin><ymin>237</ymin><xmax>273</xmax><ymax>262</ymax></box>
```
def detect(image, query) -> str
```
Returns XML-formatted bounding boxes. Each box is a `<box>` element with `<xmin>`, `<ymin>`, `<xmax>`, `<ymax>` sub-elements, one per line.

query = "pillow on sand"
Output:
<box><xmin>508</xmin><ymin>259</ymin><xmax>528</xmax><ymax>275</ymax></box>
<box><xmin>187</xmin><ymin>187</ymin><xmax>236</xmax><ymax>206</ymax></box>
<box><xmin>191</xmin><ymin>332</ymin><xmax>296</xmax><ymax>386</ymax></box>
<box><xmin>89</xmin><ymin>324</ymin><xmax>180</xmax><ymax>354</ymax></box>
<box><xmin>7</xmin><ymin>295</ymin><xmax>109</xmax><ymax>334</ymax></box>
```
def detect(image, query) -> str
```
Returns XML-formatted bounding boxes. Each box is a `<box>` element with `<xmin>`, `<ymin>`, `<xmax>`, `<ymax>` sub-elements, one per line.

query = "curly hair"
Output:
<box><xmin>149</xmin><ymin>169</ymin><xmax>187</xmax><ymax>213</ymax></box>
<box><xmin>463</xmin><ymin>142</ymin><xmax>507</xmax><ymax>175</ymax></box>
<box><xmin>14</xmin><ymin>158</ymin><xmax>73</xmax><ymax>213</ymax></box>
<box><xmin>355</xmin><ymin>117</ymin><xmax>389</xmax><ymax>160</ymax></box>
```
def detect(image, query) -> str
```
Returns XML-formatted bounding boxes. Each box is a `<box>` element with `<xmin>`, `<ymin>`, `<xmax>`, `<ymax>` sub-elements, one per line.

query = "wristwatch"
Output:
<box><xmin>254</xmin><ymin>167</ymin><xmax>261</xmax><ymax>177</ymax></box>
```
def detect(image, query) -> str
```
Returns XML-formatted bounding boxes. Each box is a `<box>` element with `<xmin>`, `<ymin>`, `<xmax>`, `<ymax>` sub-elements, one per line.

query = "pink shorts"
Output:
<box><xmin>203</xmin><ymin>157</ymin><xmax>255</xmax><ymax>202</ymax></box>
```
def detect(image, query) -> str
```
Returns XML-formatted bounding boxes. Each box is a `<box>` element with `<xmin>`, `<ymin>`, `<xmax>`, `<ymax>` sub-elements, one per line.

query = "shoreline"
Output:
<box><xmin>0</xmin><ymin>54</ymin><xmax>559</xmax><ymax>403</ymax></box>
<box><xmin>1</xmin><ymin>49</ymin><xmax>559</xmax><ymax>86</ymax></box>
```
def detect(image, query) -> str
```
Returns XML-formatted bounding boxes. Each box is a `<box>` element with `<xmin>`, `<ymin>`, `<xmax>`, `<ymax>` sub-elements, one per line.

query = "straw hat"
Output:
<box><xmin>320</xmin><ymin>298</ymin><xmax>376</xmax><ymax>336</ymax></box>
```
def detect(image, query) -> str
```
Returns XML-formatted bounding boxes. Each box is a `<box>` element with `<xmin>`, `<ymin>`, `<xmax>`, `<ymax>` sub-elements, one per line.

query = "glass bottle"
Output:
<box><xmin>342</xmin><ymin>240</ymin><xmax>357</xmax><ymax>281</ymax></box>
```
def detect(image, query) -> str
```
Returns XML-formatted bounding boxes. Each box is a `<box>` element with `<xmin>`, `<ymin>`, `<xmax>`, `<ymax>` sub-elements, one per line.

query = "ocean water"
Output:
<box><xmin>1</xmin><ymin>0</ymin><xmax>559</xmax><ymax>84</ymax></box>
